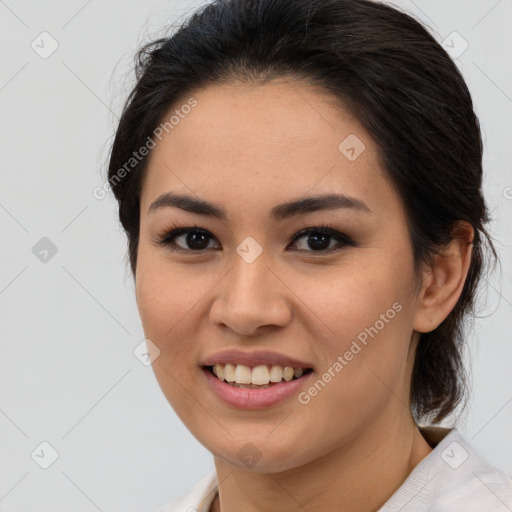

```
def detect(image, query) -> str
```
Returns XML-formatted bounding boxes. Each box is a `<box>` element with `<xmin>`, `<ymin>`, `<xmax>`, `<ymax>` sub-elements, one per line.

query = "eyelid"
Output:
<box><xmin>153</xmin><ymin>222</ymin><xmax>356</xmax><ymax>253</ymax></box>
<box><xmin>151</xmin><ymin>223</ymin><xmax>218</xmax><ymax>250</ymax></box>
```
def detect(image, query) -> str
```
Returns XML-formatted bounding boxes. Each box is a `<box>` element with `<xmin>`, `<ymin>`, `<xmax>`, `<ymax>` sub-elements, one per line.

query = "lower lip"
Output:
<box><xmin>201</xmin><ymin>367</ymin><xmax>314</xmax><ymax>410</ymax></box>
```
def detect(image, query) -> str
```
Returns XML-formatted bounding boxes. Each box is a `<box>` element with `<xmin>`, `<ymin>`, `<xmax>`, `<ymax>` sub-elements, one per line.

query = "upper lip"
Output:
<box><xmin>201</xmin><ymin>349</ymin><xmax>314</xmax><ymax>369</ymax></box>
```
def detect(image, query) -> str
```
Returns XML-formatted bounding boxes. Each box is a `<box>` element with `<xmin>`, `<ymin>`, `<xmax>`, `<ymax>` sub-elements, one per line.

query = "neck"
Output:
<box><xmin>210</xmin><ymin>413</ymin><xmax>433</xmax><ymax>512</ymax></box>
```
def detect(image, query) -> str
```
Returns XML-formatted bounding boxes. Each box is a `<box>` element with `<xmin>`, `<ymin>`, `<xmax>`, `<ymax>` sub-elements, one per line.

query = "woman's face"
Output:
<box><xmin>136</xmin><ymin>80</ymin><xmax>424</xmax><ymax>472</ymax></box>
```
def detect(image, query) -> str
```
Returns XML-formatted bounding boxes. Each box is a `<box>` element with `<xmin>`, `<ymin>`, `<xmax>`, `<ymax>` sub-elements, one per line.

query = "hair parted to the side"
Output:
<box><xmin>106</xmin><ymin>0</ymin><xmax>498</xmax><ymax>424</ymax></box>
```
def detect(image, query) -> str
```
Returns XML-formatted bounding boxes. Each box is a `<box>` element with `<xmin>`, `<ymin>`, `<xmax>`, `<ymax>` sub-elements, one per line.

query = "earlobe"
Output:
<box><xmin>413</xmin><ymin>221</ymin><xmax>474</xmax><ymax>333</ymax></box>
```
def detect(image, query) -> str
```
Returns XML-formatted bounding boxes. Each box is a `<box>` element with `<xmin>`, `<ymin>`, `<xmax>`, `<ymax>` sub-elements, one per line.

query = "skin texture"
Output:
<box><xmin>135</xmin><ymin>79</ymin><xmax>474</xmax><ymax>512</ymax></box>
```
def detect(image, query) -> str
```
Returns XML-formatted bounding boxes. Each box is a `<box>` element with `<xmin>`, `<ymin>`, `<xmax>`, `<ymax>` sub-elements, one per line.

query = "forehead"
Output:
<box><xmin>140</xmin><ymin>80</ymin><xmax>390</xmax><ymax>218</ymax></box>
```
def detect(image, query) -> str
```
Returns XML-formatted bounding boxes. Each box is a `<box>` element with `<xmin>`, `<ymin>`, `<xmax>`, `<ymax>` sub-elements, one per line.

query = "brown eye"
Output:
<box><xmin>289</xmin><ymin>226</ymin><xmax>356</xmax><ymax>253</ymax></box>
<box><xmin>154</xmin><ymin>224</ymin><xmax>355</xmax><ymax>255</ymax></box>
<box><xmin>157</xmin><ymin>227</ymin><xmax>219</xmax><ymax>252</ymax></box>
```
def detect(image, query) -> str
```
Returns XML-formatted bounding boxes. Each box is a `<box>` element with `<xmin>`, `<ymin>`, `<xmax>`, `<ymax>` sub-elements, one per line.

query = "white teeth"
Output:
<box><xmin>234</xmin><ymin>364</ymin><xmax>252</xmax><ymax>384</ymax></box>
<box><xmin>209</xmin><ymin>363</ymin><xmax>308</xmax><ymax>385</ymax></box>
<box><xmin>269</xmin><ymin>365</ymin><xmax>283</xmax><ymax>382</ymax></box>
<box><xmin>213</xmin><ymin>364</ymin><xmax>224</xmax><ymax>381</ymax></box>
<box><xmin>252</xmin><ymin>365</ymin><xmax>270</xmax><ymax>385</ymax></box>
<box><xmin>223</xmin><ymin>363</ymin><xmax>236</xmax><ymax>382</ymax></box>
<box><xmin>282</xmin><ymin>366</ymin><xmax>294</xmax><ymax>381</ymax></box>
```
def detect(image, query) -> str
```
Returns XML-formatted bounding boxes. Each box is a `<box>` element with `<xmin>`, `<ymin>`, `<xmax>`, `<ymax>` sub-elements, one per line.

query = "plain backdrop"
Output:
<box><xmin>0</xmin><ymin>0</ymin><xmax>511</xmax><ymax>510</ymax></box>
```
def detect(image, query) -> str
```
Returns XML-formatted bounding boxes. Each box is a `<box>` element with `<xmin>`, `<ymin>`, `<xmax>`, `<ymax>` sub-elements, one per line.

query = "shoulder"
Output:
<box><xmin>380</xmin><ymin>427</ymin><xmax>512</xmax><ymax>512</ymax></box>
<box><xmin>431</xmin><ymin>428</ymin><xmax>512</xmax><ymax>511</ymax></box>
<box><xmin>154</xmin><ymin>470</ymin><xmax>218</xmax><ymax>512</ymax></box>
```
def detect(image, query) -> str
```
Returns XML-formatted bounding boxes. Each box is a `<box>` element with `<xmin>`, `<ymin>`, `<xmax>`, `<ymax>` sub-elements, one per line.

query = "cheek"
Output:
<box><xmin>294</xmin><ymin>258</ymin><xmax>414</xmax><ymax>408</ymax></box>
<box><xmin>135</xmin><ymin>258</ymin><xmax>195</xmax><ymax>375</ymax></box>
<box><xmin>135</xmin><ymin>261</ymin><xmax>207</xmax><ymax>421</ymax></box>
<box><xmin>136</xmin><ymin>246</ymin><xmax>194</xmax><ymax>337</ymax></box>
<box><xmin>293</xmin><ymin>260</ymin><xmax>408</xmax><ymax>347</ymax></box>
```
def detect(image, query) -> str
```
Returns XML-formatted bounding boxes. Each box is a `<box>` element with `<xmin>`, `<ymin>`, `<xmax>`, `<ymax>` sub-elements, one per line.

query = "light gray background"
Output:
<box><xmin>0</xmin><ymin>0</ymin><xmax>511</xmax><ymax>510</ymax></box>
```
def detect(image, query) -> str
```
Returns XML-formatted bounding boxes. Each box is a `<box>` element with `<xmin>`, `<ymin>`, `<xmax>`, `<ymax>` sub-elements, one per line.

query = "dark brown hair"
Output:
<box><xmin>106</xmin><ymin>0</ymin><xmax>498</xmax><ymax>424</ymax></box>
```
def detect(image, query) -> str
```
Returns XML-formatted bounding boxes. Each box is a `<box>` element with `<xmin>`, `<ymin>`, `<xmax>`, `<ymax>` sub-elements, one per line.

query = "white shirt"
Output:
<box><xmin>155</xmin><ymin>427</ymin><xmax>512</xmax><ymax>511</ymax></box>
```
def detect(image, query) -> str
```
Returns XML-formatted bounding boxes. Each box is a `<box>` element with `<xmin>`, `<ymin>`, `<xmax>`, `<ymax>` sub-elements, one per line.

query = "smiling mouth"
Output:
<box><xmin>204</xmin><ymin>364</ymin><xmax>313</xmax><ymax>388</ymax></box>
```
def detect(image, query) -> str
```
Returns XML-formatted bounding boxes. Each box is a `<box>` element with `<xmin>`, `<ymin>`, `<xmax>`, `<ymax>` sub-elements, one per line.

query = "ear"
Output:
<box><xmin>413</xmin><ymin>220</ymin><xmax>474</xmax><ymax>333</ymax></box>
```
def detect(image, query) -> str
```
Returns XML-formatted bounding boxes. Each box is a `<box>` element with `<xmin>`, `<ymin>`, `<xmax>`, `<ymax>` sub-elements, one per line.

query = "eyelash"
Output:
<box><xmin>152</xmin><ymin>222</ymin><xmax>356</xmax><ymax>255</ymax></box>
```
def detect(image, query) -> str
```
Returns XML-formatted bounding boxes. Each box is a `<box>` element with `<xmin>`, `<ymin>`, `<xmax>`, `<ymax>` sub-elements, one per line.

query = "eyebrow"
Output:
<box><xmin>147</xmin><ymin>192</ymin><xmax>371</xmax><ymax>220</ymax></box>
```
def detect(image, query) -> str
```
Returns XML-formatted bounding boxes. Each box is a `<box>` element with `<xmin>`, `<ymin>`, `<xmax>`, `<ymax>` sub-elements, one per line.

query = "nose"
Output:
<box><xmin>209</xmin><ymin>251</ymin><xmax>292</xmax><ymax>337</ymax></box>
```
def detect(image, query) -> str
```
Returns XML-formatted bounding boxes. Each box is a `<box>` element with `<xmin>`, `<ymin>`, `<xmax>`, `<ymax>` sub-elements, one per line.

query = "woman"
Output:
<box><xmin>106</xmin><ymin>0</ymin><xmax>512</xmax><ymax>510</ymax></box>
